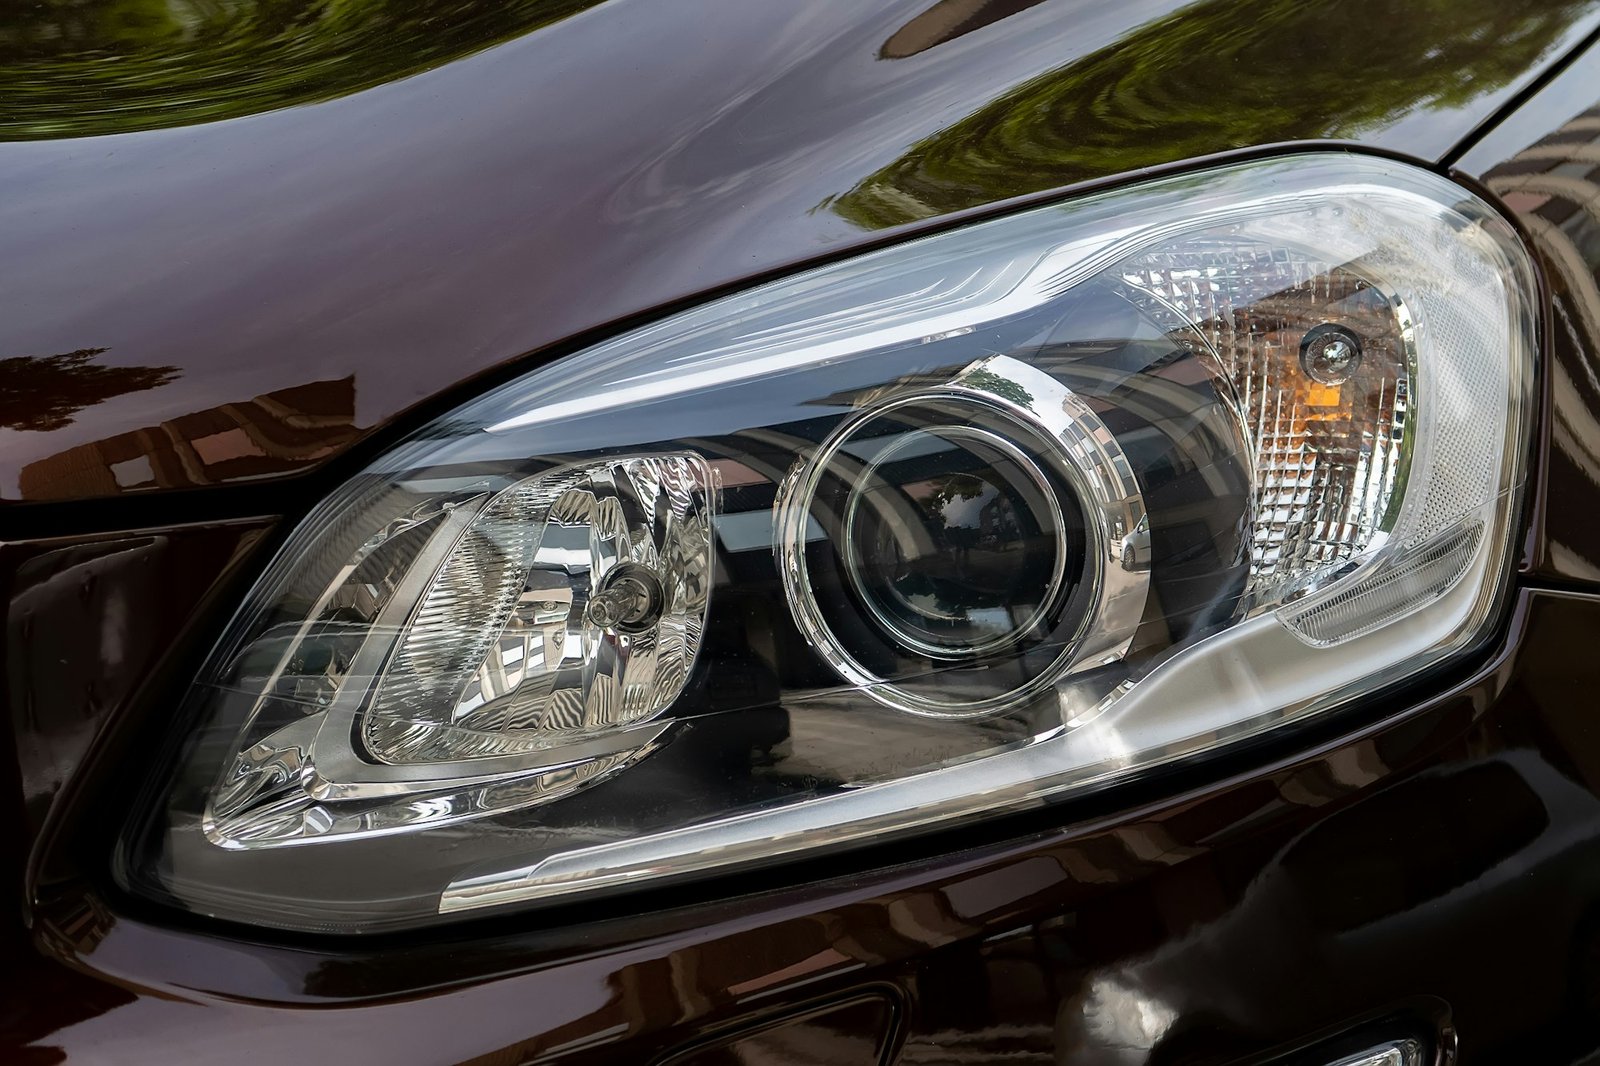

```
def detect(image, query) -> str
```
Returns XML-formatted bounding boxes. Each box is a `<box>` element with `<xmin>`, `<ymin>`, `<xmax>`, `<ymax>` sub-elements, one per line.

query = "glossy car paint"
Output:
<box><xmin>6</xmin><ymin>1</ymin><xmax>1600</xmax><ymax>1064</ymax></box>
<box><xmin>1458</xmin><ymin>46</ymin><xmax>1600</xmax><ymax>588</ymax></box>
<box><xmin>2</xmin><ymin>0</ymin><xmax>1598</xmax><ymax>510</ymax></box>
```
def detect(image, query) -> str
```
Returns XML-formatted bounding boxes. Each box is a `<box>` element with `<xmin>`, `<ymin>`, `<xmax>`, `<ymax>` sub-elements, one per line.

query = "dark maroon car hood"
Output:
<box><xmin>2</xmin><ymin>0</ymin><xmax>1597</xmax><ymax>504</ymax></box>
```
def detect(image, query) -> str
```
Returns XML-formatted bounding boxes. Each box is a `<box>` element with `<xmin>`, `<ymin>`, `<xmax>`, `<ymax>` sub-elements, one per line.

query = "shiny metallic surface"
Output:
<box><xmin>204</xmin><ymin>452</ymin><xmax>714</xmax><ymax>847</ymax></box>
<box><xmin>2</xmin><ymin>0</ymin><xmax>1597</xmax><ymax>505</ymax></box>
<box><xmin>360</xmin><ymin>454</ymin><xmax>715</xmax><ymax>760</ymax></box>
<box><xmin>4</xmin><ymin>589</ymin><xmax>1597</xmax><ymax>1062</ymax></box>
<box><xmin>1300</xmin><ymin>325</ymin><xmax>1366</xmax><ymax>387</ymax></box>
<box><xmin>1457</xmin><ymin>46</ymin><xmax>1600</xmax><ymax>586</ymax></box>
<box><xmin>586</xmin><ymin>566</ymin><xmax>662</xmax><ymax>632</ymax></box>
<box><xmin>4</xmin><ymin>0</ymin><xmax>1600</xmax><ymax>1061</ymax></box>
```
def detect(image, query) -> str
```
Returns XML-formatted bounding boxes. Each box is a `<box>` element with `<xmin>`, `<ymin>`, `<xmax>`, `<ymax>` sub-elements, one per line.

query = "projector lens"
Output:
<box><xmin>777</xmin><ymin>356</ymin><xmax>1148</xmax><ymax>718</ymax></box>
<box><xmin>842</xmin><ymin>423</ymin><xmax>1077</xmax><ymax>660</ymax></box>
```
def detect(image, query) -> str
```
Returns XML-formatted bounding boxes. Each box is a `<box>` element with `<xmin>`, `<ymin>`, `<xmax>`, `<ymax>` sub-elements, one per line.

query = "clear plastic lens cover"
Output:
<box><xmin>122</xmin><ymin>154</ymin><xmax>1536</xmax><ymax>932</ymax></box>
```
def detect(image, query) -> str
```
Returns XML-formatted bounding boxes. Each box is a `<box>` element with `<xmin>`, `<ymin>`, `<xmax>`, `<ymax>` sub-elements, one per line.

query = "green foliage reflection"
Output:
<box><xmin>0</xmin><ymin>0</ymin><xmax>604</xmax><ymax>139</ymax></box>
<box><xmin>834</xmin><ymin>0</ymin><xmax>1590</xmax><ymax>228</ymax></box>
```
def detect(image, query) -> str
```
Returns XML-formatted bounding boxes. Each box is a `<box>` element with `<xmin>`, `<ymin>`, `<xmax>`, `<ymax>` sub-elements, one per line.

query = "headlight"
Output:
<box><xmin>120</xmin><ymin>154</ymin><xmax>1537</xmax><ymax>933</ymax></box>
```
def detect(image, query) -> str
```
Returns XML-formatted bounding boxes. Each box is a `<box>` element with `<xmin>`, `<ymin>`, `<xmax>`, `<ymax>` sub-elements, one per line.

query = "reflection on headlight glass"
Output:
<box><xmin>122</xmin><ymin>155</ymin><xmax>1536</xmax><ymax>932</ymax></box>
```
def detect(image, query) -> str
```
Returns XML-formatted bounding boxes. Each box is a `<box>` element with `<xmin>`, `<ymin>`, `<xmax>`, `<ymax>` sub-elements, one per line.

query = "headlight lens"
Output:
<box><xmin>121</xmin><ymin>154</ymin><xmax>1536</xmax><ymax>932</ymax></box>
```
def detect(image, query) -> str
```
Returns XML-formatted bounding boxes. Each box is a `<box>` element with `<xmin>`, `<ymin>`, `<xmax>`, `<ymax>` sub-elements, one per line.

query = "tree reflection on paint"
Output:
<box><xmin>835</xmin><ymin>0</ymin><xmax>1591</xmax><ymax>228</ymax></box>
<box><xmin>0</xmin><ymin>0</ymin><xmax>605</xmax><ymax>139</ymax></box>
<box><xmin>0</xmin><ymin>349</ymin><xmax>177</xmax><ymax>432</ymax></box>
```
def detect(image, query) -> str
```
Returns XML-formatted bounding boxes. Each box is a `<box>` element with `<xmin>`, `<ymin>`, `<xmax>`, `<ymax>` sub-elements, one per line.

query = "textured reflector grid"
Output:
<box><xmin>1117</xmin><ymin>240</ymin><xmax>1412</xmax><ymax>602</ymax></box>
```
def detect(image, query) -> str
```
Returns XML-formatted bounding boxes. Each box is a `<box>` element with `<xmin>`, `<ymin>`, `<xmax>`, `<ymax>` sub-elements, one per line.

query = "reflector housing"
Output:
<box><xmin>121</xmin><ymin>154</ymin><xmax>1536</xmax><ymax>932</ymax></box>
